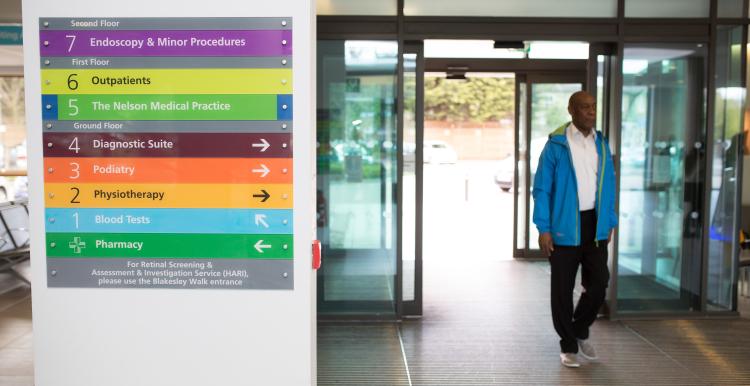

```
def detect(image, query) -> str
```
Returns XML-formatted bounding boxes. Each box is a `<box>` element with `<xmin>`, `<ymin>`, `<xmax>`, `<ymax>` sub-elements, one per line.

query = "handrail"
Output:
<box><xmin>0</xmin><ymin>171</ymin><xmax>27</xmax><ymax>177</ymax></box>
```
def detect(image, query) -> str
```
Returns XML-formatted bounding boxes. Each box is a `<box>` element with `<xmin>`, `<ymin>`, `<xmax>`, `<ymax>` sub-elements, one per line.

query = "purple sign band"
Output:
<box><xmin>43</xmin><ymin>132</ymin><xmax>292</xmax><ymax>158</ymax></box>
<box><xmin>40</xmin><ymin>30</ymin><xmax>292</xmax><ymax>57</ymax></box>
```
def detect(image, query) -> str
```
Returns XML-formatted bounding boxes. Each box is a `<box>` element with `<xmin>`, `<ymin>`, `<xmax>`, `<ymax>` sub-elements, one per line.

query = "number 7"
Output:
<box><xmin>65</xmin><ymin>35</ymin><xmax>76</xmax><ymax>52</ymax></box>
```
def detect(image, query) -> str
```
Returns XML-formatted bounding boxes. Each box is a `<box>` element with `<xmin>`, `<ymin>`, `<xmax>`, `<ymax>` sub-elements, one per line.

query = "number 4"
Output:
<box><xmin>68</xmin><ymin>137</ymin><xmax>80</xmax><ymax>154</ymax></box>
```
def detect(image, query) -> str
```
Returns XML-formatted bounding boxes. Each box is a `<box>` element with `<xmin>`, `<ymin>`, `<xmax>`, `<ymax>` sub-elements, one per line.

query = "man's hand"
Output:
<box><xmin>608</xmin><ymin>229</ymin><xmax>614</xmax><ymax>244</ymax></box>
<box><xmin>539</xmin><ymin>232</ymin><xmax>554</xmax><ymax>257</ymax></box>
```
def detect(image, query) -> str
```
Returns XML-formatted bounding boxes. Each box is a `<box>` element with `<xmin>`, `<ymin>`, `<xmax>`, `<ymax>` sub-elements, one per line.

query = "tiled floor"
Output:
<box><xmin>318</xmin><ymin>260</ymin><xmax>750</xmax><ymax>385</ymax></box>
<box><xmin>0</xmin><ymin>261</ymin><xmax>33</xmax><ymax>386</ymax></box>
<box><xmin>5</xmin><ymin>259</ymin><xmax>750</xmax><ymax>385</ymax></box>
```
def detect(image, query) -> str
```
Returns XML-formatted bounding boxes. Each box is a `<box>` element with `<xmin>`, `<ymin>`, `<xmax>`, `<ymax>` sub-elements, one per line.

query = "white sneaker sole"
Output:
<box><xmin>578</xmin><ymin>341</ymin><xmax>598</xmax><ymax>361</ymax></box>
<box><xmin>579</xmin><ymin>351</ymin><xmax>598</xmax><ymax>361</ymax></box>
<box><xmin>560</xmin><ymin>354</ymin><xmax>581</xmax><ymax>368</ymax></box>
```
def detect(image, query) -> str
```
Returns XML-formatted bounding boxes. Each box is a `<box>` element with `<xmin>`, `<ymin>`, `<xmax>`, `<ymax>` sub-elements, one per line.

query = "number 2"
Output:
<box><xmin>70</xmin><ymin>187</ymin><xmax>80</xmax><ymax>204</ymax></box>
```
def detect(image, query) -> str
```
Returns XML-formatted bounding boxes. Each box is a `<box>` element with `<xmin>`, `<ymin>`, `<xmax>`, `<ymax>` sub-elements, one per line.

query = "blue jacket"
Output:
<box><xmin>532</xmin><ymin>122</ymin><xmax>618</xmax><ymax>246</ymax></box>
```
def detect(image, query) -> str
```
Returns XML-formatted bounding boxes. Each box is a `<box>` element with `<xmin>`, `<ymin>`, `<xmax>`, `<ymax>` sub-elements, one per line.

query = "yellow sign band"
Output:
<box><xmin>45</xmin><ymin>183</ymin><xmax>293</xmax><ymax>208</ymax></box>
<box><xmin>41</xmin><ymin>68</ymin><xmax>292</xmax><ymax>94</ymax></box>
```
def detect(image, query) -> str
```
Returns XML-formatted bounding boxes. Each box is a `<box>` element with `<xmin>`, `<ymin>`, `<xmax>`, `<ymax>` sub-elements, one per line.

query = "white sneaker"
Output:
<box><xmin>578</xmin><ymin>339</ymin><xmax>598</xmax><ymax>360</ymax></box>
<box><xmin>560</xmin><ymin>353</ymin><xmax>580</xmax><ymax>368</ymax></box>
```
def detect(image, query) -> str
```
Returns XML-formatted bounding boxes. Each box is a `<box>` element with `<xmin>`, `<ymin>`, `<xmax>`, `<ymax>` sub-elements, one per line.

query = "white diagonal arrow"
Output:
<box><xmin>255</xmin><ymin>214</ymin><xmax>269</xmax><ymax>228</ymax></box>
<box><xmin>251</xmin><ymin>138</ymin><xmax>270</xmax><ymax>152</ymax></box>
<box><xmin>254</xmin><ymin>239</ymin><xmax>271</xmax><ymax>253</ymax></box>
<box><xmin>252</xmin><ymin>164</ymin><xmax>270</xmax><ymax>178</ymax></box>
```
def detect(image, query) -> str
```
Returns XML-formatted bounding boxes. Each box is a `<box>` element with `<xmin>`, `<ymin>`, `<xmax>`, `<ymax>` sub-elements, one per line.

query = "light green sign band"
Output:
<box><xmin>56</xmin><ymin>94</ymin><xmax>278</xmax><ymax>120</ymax></box>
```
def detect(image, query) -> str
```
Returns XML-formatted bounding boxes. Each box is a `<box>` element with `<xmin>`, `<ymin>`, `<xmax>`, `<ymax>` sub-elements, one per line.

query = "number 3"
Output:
<box><xmin>69</xmin><ymin>162</ymin><xmax>80</xmax><ymax>179</ymax></box>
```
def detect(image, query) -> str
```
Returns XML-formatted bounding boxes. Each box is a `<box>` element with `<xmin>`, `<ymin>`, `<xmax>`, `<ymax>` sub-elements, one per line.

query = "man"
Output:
<box><xmin>532</xmin><ymin>91</ymin><xmax>617</xmax><ymax>368</ymax></box>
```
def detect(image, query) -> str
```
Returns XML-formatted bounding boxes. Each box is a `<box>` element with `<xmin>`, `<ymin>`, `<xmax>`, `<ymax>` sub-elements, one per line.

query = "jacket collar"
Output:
<box><xmin>549</xmin><ymin>122</ymin><xmax>570</xmax><ymax>145</ymax></box>
<box><xmin>549</xmin><ymin>121</ymin><xmax>602</xmax><ymax>146</ymax></box>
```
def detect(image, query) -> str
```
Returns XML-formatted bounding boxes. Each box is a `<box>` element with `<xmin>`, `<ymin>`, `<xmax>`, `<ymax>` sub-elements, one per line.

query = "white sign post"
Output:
<box><xmin>23</xmin><ymin>1</ymin><xmax>316</xmax><ymax>385</ymax></box>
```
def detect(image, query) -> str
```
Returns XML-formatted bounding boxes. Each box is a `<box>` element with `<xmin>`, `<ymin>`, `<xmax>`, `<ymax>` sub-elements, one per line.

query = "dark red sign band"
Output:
<box><xmin>43</xmin><ymin>132</ymin><xmax>292</xmax><ymax>158</ymax></box>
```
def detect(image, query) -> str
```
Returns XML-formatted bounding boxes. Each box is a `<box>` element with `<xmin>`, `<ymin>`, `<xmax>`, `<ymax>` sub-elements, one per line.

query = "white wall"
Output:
<box><xmin>22</xmin><ymin>1</ymin><xmax>316</xmax><ymax>385</ymax></box>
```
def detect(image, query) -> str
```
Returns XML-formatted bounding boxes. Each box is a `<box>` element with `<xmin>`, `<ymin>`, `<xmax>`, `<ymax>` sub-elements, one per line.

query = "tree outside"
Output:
<box><xmin>424</xmin><ymin>75</ymin><xmax>515</xmax><ymax>160</ymax></box>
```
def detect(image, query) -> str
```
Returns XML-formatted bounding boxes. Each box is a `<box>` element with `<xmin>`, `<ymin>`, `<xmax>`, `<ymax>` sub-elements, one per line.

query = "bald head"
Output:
<box><xmin>568</xmin><ymin>91</ymin><xmax>596</xmax><ymax>134</ymax></box>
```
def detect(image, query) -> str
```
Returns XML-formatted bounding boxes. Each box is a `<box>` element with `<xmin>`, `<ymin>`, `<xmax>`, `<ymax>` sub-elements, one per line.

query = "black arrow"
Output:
<box><xmin>253</xmin><ymin>190</ymin><xmax>270</xmax><ymax>203</ymax></box>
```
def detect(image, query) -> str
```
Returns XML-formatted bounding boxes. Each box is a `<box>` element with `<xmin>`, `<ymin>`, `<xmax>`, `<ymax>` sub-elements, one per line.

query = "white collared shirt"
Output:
<box><xmin>566</xmin><ymin>123</ymin><xmax>598</xmax><ymax>211</ymax></box>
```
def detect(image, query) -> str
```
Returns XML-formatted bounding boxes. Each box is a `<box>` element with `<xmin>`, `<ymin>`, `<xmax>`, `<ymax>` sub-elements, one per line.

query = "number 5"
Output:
<box><xmin>68</xmin><ymin>99</ymin><xmax>79</xmax><ymax>116</ymax></box>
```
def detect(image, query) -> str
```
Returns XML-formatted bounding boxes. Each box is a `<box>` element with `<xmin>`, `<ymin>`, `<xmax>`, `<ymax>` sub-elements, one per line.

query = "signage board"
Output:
<box><xmin>23</xmin><ymin>2</ymin><xmax>315</xmax><ymax>385</ymax></box>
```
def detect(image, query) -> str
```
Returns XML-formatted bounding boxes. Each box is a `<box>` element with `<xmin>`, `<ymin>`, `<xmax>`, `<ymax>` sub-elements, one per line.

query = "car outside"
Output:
<box><xmin>494</xmin><ymin>157</ymin><xmax>514</xmax><ymax>192</ymax></box>
<box><xmin>423</xmin><ymin>140</ymin><xmax>458</xmax><ymax>164</ymax></box>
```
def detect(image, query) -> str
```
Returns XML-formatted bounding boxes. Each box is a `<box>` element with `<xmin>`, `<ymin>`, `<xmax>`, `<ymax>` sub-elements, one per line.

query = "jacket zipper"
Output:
<box><xmin>561</xmin><ymin>137</ymin><xmax>581</xmax><ymax>246</ymax></box>
<box><xmin>596</xmin><ymin>138</ymin><xmax>606</xmax><ymax>247</ymax></box>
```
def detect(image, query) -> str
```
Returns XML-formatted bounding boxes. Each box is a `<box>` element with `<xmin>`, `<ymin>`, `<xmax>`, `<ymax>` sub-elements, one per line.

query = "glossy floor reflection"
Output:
<box><xmin>319</xmin><ymin>259</ymin><xmax>750</xmax><ymax>385</ymax></box>
<box><xmin>5</xmin><ymin>259</ymin><xmax>750</xmax><ymax>384</ymax></box>
<box><xmin>0</xmin><ymin>261</ymin><xmax>33</xmax><ymax>386</ymax></box>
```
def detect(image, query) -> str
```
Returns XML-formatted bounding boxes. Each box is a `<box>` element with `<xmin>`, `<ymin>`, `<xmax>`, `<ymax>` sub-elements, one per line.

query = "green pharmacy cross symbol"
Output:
<box><xmin>68</xmin><ymin>237</ymin><xmax>86</xmax><ymax>254</ymax></box>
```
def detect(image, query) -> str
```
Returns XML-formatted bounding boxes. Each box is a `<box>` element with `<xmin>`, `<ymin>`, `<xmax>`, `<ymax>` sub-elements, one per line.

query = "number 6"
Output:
<box><xmin>67</xmin><ymin>74</ymin><xmax>78</xmax><ymax>91</ymax></box>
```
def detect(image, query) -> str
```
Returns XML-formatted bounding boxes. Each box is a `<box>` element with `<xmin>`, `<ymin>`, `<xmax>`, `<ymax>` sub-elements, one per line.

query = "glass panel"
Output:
<box><xmin>403</xmin><ymin>53</ymin><xmax>417</xmax><ymax>302</ymax></box>
<box><xmin>718</xmin><ymin>0</ymin><xmax>744</xmax><ymax>18</ymax></box>
<box><xmin>528</xmin><ymin>83</ymin><xmax>583</xmax><ymax>251</ymax></box>
<box><xmin>527</xmin><ymin>42</ymin><xmax>589</xmax><ymax>60</ymax></box>
<box><xmin>625</xmin><ymin>0</ymin><xmax>709</xmax><ymax>18</ymax></box>
<box><xmin>707</xmin><ymin>26</ymin><xmax>743</xmax><ymax>311</ymax></box>
<box><xmin>425</xmin><ymin>40</ymin><xmax>525</xmax><ymax>59</ymax></box>
<box><xmin>424</xmin><ymin>40</ymin><xmax>590</xmax><ymax>60</ymax></box>
<box><xmin>596</xmin><ymin>56</ymin><xmax>606</xmax><ymax>132</ymax></box>
<box><xmin>618</xmin><ymin>44</ymin><xmax>706</xmax><ymax>312</ymax></box>
<box><xmin>317</xmin><ymin>0</ymin><xmax>397</xmax><ymax>16</ymax></box>
<box><xmin>516</xmin><ymin>82</ymin><xmax>527</xmax><ymax>252</ymax></box>
<box><xmin>0</xmin><ymin>75</ymin><xmax>27</xmax><ymax>202</ymax></box>
<box><xmin>317</xmin><ymin>40</ymin><xmax>398</xmax><ymax>315</ymax></box>
<box><xmin>422</xmin><ymin>73</ymin><xmax>515</xmax><ymax>260</ymax></box>
<box><xmin>405</xmin><ymin>0</ymin><xmax>616</xmax><ymax>17</ymax></box>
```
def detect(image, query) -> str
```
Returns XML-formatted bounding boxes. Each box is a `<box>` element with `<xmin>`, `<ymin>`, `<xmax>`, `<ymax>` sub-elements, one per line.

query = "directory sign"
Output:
<box><xmin>40</xmin><ymin>17</ymin><xmax>294</xmax><ymax>289</ymax></box>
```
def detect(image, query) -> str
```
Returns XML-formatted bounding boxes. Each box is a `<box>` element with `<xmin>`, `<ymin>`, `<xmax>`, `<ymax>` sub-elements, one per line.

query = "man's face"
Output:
<box><xmin>569</xmin><ymin>94</ymin><xmax>596</xmax><ymax>131</ymax></box>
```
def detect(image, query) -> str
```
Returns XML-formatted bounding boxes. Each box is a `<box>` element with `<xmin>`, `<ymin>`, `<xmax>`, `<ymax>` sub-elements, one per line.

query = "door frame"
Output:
<box><xmin>514</xmin><ymin>72</ymin><xmax>588</xmax><ymax>259</ymax></box>
<box><xmin>398</xmin><ymin>58</ymin><xmax>588</xmax><ymax>318</ymax></box>
<box><xmin>398</xmin><ymin>41</ymin><xmax>425</xmax><ymax>318</ymax></box>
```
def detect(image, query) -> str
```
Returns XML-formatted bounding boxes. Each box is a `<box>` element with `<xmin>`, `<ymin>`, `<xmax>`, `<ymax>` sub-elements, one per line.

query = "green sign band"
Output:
<box><xmin>55</xmin><ymin>94</ymin><xmax>278</xmax><ymax>120</ymax></box>
<box><xmin>47</xmin><ymin>232</ymin><xmax>293</xmax><ymax>259</ymax></box>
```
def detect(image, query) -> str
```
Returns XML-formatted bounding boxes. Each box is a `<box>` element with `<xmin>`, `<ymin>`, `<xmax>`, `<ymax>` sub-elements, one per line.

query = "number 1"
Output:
<box><xmin>73</xmin><ymin>212</ymin><xmax>79</xmax><ymax>229</ymax></box>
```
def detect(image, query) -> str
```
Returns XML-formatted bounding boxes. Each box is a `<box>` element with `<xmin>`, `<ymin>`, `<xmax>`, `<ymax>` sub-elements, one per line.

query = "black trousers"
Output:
<box><xmin>549</xmin><ymin>210</ymin><xmax>609</xmax><ymax>353</ymax></box>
